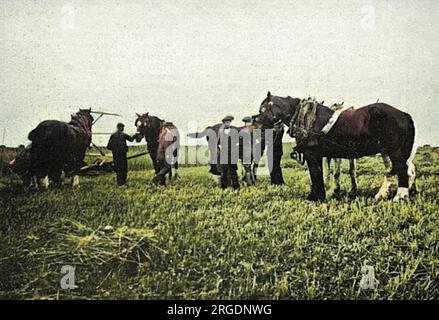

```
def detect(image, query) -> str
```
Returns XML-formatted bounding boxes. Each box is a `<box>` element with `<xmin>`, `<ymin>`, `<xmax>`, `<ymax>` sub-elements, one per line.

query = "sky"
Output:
<box><xmin>1</xmin><ymin>0</ymin><xmax>438</xmax><ymax>146</ymax></box>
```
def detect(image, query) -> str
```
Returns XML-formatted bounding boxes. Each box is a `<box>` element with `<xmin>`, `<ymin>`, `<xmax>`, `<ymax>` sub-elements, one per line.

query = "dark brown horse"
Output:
<box><xmin>135</xmin><ymin>113</ymin><xmax>180</xmax><ymax>185</ymax></box>
<box><xmin>27</xmin><ymin>108</ymin><xmax>93</xmax><ymax>188</ymax></box>
<box><xmin>258</xmin><ymin>92</ymin><xmax>416</xmax><ymax>201</ymax></box>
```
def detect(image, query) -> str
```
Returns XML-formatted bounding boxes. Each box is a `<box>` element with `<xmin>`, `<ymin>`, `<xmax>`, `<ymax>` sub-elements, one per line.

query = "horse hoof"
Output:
<box><xmin>374</xmin><ymin>192</ymin><xmax>388</xmax><ymax>201</ymax></box>
<box><xmin>333</xmin><ymin>189</ymin><xmax>341</xmax><ymax>198</ymax></box>
<box><xmin>392</xmin><ymin>187</ymin><xmax>409</xmax><ymax>202</ymax></box>
<box><xmin>392</xmin><ymin>195</ymin><xmax>409</xmax><ymax>202</ymax></box>
<box><xmin>348</xmin><ymin>188</ymin><xmax>358</xmax><ymax>198</ymax></box>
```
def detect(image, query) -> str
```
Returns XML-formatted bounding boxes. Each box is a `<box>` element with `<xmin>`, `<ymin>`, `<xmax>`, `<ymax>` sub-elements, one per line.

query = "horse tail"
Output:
<box><xmin>403</xmin><ymin>114</ymin><xmax>417</xmax><ymax>188</ymax></box>
<box><xmin>402</xmin><ymin>113</ymin><xmax>416</xmax><ymax>163</ymax></box>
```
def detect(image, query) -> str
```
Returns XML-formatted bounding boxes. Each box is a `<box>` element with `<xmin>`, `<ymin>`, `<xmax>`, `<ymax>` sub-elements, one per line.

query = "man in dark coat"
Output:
<box><xmin>107</xmin><ymin>123</ymin><xmax>137</xmax><ymax>186</ymax></box>
<box><xmin>218</xmin><ymin>115</ymin><xmax>240</xmax><ymax>190</ymax></box>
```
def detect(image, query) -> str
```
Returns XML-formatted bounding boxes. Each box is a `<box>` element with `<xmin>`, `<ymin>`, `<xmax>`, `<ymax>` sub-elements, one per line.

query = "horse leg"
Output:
<box><xmin>49</xmin><ymin>167</ymin><xmax>63</xmax><ymax>187</ymax></box>
<box><xmin>166</xmin><ymin>167</ymin><xmax>172</xmax><ymax>185</ymax></box>
<box><xmin>375</xmin><ymin>154</ymin><xmax>393</xmax><ymax>200</ymax></box>
<box><xmin>30</xmin><ymin>167</ymin><xmax>41</xmax><ymax>190</ymax></box>
<box><xmin>149</xmin><ymin>147</ymin><xmax>159</xmax><ymax>174</ymax></box>
<box><xmin>388</xmin><ymin>151</ymin><xmax>409</xmax><ymax>201</ymax></box>
<box><xmin>30</xmin><ymin>176</ymin><xmax>38</xmax><ymax>189</ymax></box>
<box><xmin>243</xmin><ymin>164</ymin><xmax>253</xmax><ymax>185</ymax></box>
<box><xmin>152</xmin><ymin>156</ymin><xmax>159</xmax><ymax>174</ymax></box>
<box><xmin>154</xmin><ymin>160</ymin><xmax>169</xmax><ymax>186</ymax></box>
<box><xmin>33</xmin><ymin>155</ymin><xmax>49</xmax><ymax>190</ymax></box>
<box><xmin>39</xmin><ymin>175</ymin><xmax>49</xmax><ymax>189</ymax></box>
<box><xmin>305</xmin><ymin>153</ymin><xmax>325</xmax><ymax>201</ymax></box>
<box><xmin>250</xmin><ymin>161</ymin><xmax>256</xmax><ymax>184</ymax></box>
<box><xmin>333</xmin><ymin>158</ymin><xmax>342</xmax><ymax>197</ymax></box>
<box><xmin>173</xmin><ymin>162</ymin><xmax>180</xmax><ymax>180</ymax></box>
<box><xmin>39</xmin><ymin>161</ymin><xmax>50</xmax><ymax>189</ymax></box>
<box><xmin>252</xmin><ymin>162</ymin><xmax>259</xmax><ymax>181</ymax></box>
<box><xmin>251</xmin><ymin>163</ymin><xmax>257</xmax><ymax>182</ymax></box>
<box><xmin>325</xmin><ymin>157</ymin><xmax>332</xmax><ymax>190</ymax></box>
<box><xmin>348</xmin><ymin>159</ymin><xmax>358</xmax><ymax>196</ymax></box>
<box><xmin>173</xmin><ymin>148</ymin><xmax>180</xmax><ymax>179</ymax></box>
<box><xmin>407</xmin><ymin>148</ymin><xmax>417</xmax><ymax>196</ymax></box>
<box><xmin>72</xmin><ymin>175</ymin><xmax>80</xmax><ymax>188</ymax></box>
<box><xmin>29</xmin><ymin>169</ymin><xmax>39</xmax><ymax>189</ymax></box>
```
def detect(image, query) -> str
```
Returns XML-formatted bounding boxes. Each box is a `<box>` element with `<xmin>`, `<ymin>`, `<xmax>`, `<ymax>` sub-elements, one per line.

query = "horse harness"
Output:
<box><xmin>288</xmin><ymin>98</ymin><xmax>350</xmax><ymax>164</ymax></box>
<box><xmin>288</xmin><ymin>98</ymin><xmax>320</xmax><ymax>156</ymax></box>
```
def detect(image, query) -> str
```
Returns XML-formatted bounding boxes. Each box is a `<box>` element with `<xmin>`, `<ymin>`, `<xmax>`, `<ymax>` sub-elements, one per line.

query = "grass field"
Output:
<box><xmin>0</xmin><ymin>146</ymin><xmax>438</xmax><ymax>299</ymax></box>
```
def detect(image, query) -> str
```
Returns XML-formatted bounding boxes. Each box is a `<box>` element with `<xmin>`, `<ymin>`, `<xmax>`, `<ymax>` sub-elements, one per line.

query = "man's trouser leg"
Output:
<box><xmin>220</xmin><ymin>164</ymin><xmax>230</xmax><ymax>189</ymax></box>
<box><xmin>114</xmin><ymin>152</ymin><xmax>128</xmax><ymax>186</ymax></box>
<box><xmin>230</xmin><ymin>164</ymin><xmax>240</xmax><ymax>190</ymax></box>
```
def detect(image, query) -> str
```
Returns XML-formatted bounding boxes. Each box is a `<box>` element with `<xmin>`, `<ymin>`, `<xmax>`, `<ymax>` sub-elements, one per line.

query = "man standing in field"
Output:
<box><xmin>107</xmin><ymin>123</ymin><xmax>137</xmax><ymax>186</ymax></box>
<box><xmin>240</xmin><ymin>116</ymin><xmax>256</xmax><ymax>185</ymax></box>
<box><xmin>218</xmin><ymin>115</ymin><xmax>240</xmax><ymax>190</ymax></box>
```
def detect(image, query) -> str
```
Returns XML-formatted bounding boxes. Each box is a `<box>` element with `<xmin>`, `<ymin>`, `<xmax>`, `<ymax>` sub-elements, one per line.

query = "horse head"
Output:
<box><xmin>134</xmin><ymin>112</ymin><xmax>152</xmax><ymax>142</ymax></box>
<box><xmin>250</xmin><ymin>114</ymin><xmax>264</xmax><ymax>129</ymax></box>
<box><xmin>258</xmin><ymin>91</ymin><xmax>301</xmax><ymax>128</ymax></box>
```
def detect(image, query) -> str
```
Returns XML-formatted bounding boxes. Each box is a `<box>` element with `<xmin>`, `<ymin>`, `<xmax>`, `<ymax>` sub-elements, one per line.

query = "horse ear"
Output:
<box><xmin>267</xmin><ymin>91</ymin><xmax>271</xmax><ymax>99</ymax></box>
<box><xmin>341</xmin><ymin>101</ymin><xmax>344</xmax><ymax>105</ymax></box>
<box><xmin>136</xmin><ymin>113</ymin><xmax>141</xmax><ymax>118</ymax></box>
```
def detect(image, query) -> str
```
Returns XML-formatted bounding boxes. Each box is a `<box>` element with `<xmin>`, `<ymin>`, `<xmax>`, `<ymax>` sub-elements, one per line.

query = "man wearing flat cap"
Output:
<box><xmin>239</xmin><ymin>116</ymin><xmax>257</xmax><ymax>185</ymax></box>
<box><xmin>107</xmin><ymin>122</ymin><xmax>137</xmax><ymax>186</ymax></box>
<box><xmin>218</xmin><ymin>115</ymin><xmax>240</xmax><ymax>190</ymax></box>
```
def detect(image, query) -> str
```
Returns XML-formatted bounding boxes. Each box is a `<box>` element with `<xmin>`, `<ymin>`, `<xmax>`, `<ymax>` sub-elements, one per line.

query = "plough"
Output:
<box><xmin>80</xmin><ymin>151</ymin><xmax>149</xmax><ymax>173</ymax></box>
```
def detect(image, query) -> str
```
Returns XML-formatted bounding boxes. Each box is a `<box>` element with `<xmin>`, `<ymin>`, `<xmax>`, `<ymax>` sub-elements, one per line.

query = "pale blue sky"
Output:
<box><xmin>1</xmin><ymin>0</ymin><xmax>438</xmax><ymax>146</ymax></box>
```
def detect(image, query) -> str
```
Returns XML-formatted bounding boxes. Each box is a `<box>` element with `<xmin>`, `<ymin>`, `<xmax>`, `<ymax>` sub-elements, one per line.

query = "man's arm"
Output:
<box><xmin>107</xmin><ymin>135</ymin><xmax>114</xmax><ymax>151</ymax></box>
<box><xmin>125</xmin><ymin>133</ymin><xmax>136</xmax><ymax>142</ymax></box>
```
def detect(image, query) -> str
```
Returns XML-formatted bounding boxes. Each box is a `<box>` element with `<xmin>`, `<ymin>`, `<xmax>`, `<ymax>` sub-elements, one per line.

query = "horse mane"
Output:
<box><xmin>148</xmin><ymin>114</ymin><xmax>164</xmax><ymax>124</ymax></box>
<box><xmin>69</xmin><ymin>111</ymin><xmax>92</xmax><ymax>133</ymax></box>
<box><xmin>138</xmin><ymin>113</ymin><xmax>166</xmax><ymax>145</ymax></box>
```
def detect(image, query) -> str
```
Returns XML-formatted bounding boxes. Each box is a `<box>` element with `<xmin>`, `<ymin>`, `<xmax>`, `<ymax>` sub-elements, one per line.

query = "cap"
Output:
<box><xmin>117</xmin><ymin>122</ymin><xmax>125</xmax><ymax>129</ymax></box>
<box><xmin>222</xmin><ymin>115</ymin><xmax>234</xmax><ymax>122</ymax></box>
<box><xmin>242</xmin><ymin>116</ymin><xmax>253</xmax><ymax>123</ymax></box>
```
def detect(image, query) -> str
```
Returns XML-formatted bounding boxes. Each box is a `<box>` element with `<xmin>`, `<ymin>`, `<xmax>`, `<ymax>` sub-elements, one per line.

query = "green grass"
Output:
<box><xmin>0</xmin><ymin>147</ymin><xmax>438</xmax><ymax>299</ymax></box>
